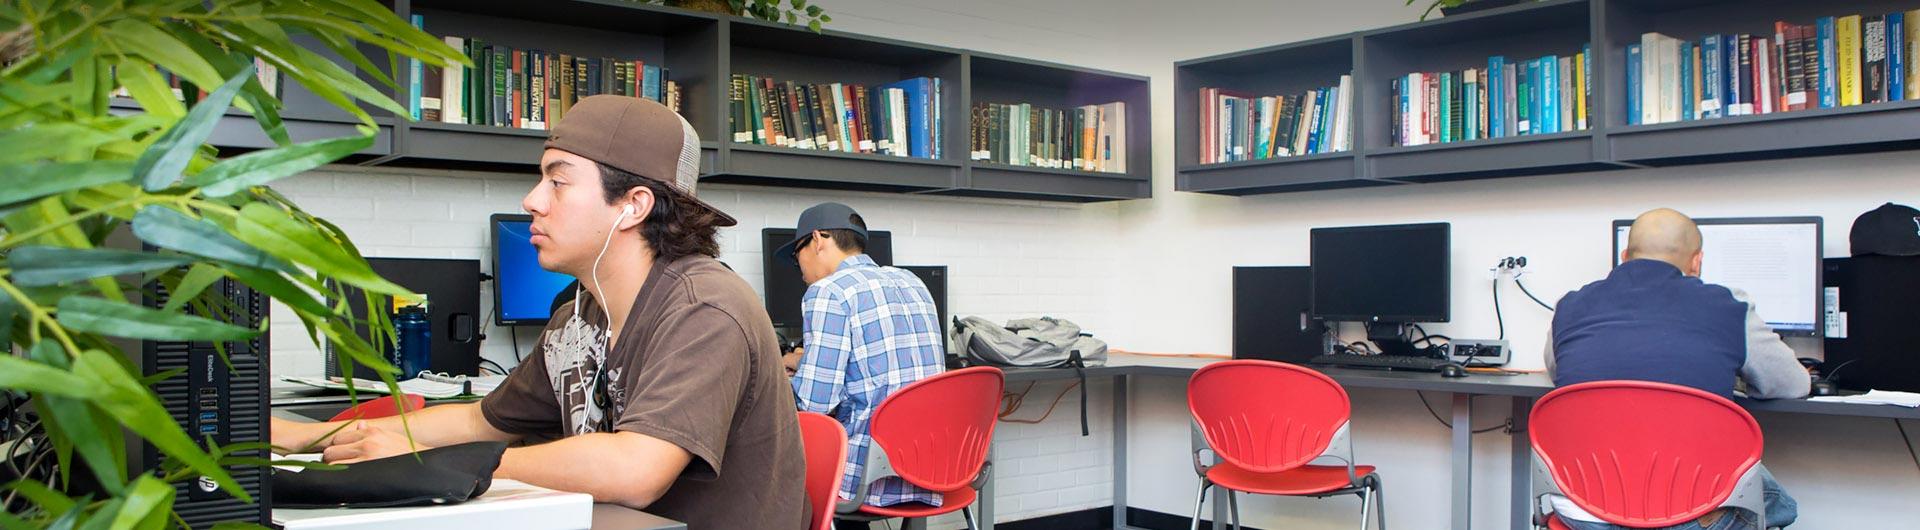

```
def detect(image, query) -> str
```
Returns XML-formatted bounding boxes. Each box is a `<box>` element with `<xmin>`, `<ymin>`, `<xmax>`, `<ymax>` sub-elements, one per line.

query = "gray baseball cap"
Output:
<box><xmin>775</xmin><ymin>202</ymin><xmax>868</xmax><ymax>265</ymax></box>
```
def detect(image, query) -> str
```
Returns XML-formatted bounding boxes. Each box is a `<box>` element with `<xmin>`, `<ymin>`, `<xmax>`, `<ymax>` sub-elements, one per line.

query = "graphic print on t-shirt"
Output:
<box><xmin>542</xmin><ymin>305</ymin><xmax>621</xmax><ymax>434</ymax></box>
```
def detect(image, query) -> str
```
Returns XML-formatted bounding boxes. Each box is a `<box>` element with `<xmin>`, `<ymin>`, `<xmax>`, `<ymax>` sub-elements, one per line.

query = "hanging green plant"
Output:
<box><xmin>645</xmin><ymin>0</ymin><xmax>833</xmax><ymax>32</ymax></box>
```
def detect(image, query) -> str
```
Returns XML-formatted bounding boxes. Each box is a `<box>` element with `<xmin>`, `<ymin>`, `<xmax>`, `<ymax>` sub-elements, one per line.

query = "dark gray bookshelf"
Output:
<box><xmin>1176</xmin><ymin>0</ymin><xmax>1920</xmax><ymax>195</ymax></box>
<box><xmin>149</xmin><ymin>0</ymin><xmax>1147</xmax><ymax>202</ymax></box>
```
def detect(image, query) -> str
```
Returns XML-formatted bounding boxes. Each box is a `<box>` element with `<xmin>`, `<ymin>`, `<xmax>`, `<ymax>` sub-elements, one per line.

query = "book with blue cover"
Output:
<box><xmin>1626</xmin><ymin>43</ymin><xmax>1643</xmax><ymax>125</ymax></box>
<box><xmin>1818</xmin><ymin>17</ymin><xmax>1839</xmax><ymax>108</ymax></box>
<box><xmin>1891</xmin><ymin>13</ymin><xmax>1906</xmax><ymax>101</ymax></box>
<box><xmin>1680</xmin><ymin>40</ymin><xmax>1695</xmax><ymax>121</ymax></box>
<box><xmin>877</xmin><ymin>77</ymin><xmax>936</xmax><ymax>158</ymax></box>
<box><xmin>1488</xmin><ymin>57</ymin><xmax>1505</xmax><ymax>138</ymax></box>
<box><xmin>1702</xmin><ymin>36</ymin><xmax>1723</xmax><ymax>118</ymax></box>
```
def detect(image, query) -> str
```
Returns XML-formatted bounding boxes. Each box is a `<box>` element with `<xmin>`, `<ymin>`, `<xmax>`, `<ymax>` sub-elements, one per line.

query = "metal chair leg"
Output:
<box><xmin>1227</xmin><ymin>490</ymin><xmax>1241</xmax><ymax>530</ymax></box>
<box><xmin>901</xmin><ymin>517</ymin><xmax>928</xmax><ymax>530</ymax></box>
<box><xmin>961</xmin><ymin>507</ymin><xmax>978</xmax><ymax>530</ymax></box>
<box><xmin>1372</xmin><ymin>476</ymin><xmax>1387</xmax><ymax>530</ymax></box>
<box><xmin>1190</xmin><ymin>479</ymin><xmax>1211</xmax><ymax>530</ymax></box>
<box><xmin>1358</xmin><ymin>486</ymin><xmax>1373</xmax><ymax>530</ymax></box>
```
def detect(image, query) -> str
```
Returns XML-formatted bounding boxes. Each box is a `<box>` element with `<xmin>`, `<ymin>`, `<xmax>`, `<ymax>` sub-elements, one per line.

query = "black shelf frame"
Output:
<box><xmin>1175</xmin><ymin>0</ymin><xmax>1920</xmax><ymax>195</ymax></box>
<box><xmin>152</xmin><ymin>0</ymin><xmax>1147</xmax><ymax>202</ymax></box>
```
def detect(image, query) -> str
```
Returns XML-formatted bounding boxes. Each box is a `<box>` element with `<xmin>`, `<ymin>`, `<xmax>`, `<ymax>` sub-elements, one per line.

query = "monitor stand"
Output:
<box><xmin>1367</xmin><ymin>323</ymin><xmax>1423</xmax><ymax>357</ymax></box>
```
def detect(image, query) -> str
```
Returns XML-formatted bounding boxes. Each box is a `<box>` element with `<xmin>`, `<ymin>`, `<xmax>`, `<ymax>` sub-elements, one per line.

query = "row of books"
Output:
<box><xmin>111</xmin><ymin>58</ymin><xmax>281</xmax><ymax>102</ymax></box>
<box><xmin>727</xmin><ymin>74</ymin><xmax>944</xmax><ymax>159</ymax></box>
<box><xmin>1198</xmin><ymin>76</ymin><xmax>1353</xmax><ymax>164</ymax></box>
<box><xmin>410</xmin><ymin>18</ymin><xmax>681</xmax><ymax>129</ymax></box>
<box><xmin>1628</xmin><ymin>11</ymin><xmax>1919</xmax><ymax>125</ymax></box>
<box><xmin>1392</xmin><ymin>49</ymin><xmax>1591</xmax><ymax>147</ymax></box>
<box><xmin>968</xmin><ymin>102</ymin><xmax>1128</xmax><ymax>173</ymax></box>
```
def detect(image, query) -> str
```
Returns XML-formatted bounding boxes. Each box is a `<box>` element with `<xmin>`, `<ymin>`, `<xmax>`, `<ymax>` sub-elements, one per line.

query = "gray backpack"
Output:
<box><xmin>951</xmin><ymin>316</ymin><xmax>1108</xmax><ymax>368</ymax></box>
<box><xmin>951</xmin><ymin>316</ymin><xmax>1107</xmax><ymax>436</ymax></box>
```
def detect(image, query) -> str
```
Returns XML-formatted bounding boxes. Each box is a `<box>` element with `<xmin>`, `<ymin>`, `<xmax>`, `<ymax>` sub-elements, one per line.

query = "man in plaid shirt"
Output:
<box><xmin>777</xmin><ymin>202</ymin><xmax>945</xmax><ymax>525</ymax></box>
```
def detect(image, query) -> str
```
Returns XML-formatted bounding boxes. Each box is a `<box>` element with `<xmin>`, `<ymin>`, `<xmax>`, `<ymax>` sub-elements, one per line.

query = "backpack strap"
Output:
<box><xmin>1069</xmin><ymin>350</ymin><xmax>1089</xmax><ymax>437</ymax></box>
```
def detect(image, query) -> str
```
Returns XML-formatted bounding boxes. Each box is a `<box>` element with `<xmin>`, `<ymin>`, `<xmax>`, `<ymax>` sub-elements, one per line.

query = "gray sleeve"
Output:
<box><xmin>1728</xmin><ymin>288</ymin><xmax>1811</xmax><ymax>399</ymax></box>
<box><xmin>1542</xmin><ymin>334</ymin><xmax>1557</xmax><ymax>379</ymax></box>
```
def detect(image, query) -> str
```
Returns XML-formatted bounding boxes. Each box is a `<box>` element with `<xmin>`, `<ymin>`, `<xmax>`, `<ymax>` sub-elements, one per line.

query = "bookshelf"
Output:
<box><xmin>166</xmin><ymin>0</ymin><xmax>1147</xmax><ymax>202</ymax></box>
<box><xmin>1176</xmin><ymin>0</ymin><xmax>1920</xmax><ymax>195</ymax></box>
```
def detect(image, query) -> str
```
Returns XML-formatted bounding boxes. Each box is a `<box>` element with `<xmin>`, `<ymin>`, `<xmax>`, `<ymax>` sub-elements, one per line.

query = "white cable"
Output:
<box><xmin>590</xmin><ymin>205</ymin><xmax>633</xmax><ymax>340</ymax></box>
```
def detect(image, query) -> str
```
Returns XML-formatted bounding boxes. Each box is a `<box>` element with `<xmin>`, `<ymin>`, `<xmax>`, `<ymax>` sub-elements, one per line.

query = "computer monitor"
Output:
<box><xmin>491</xmin><ymin>213</ymin><xmax>577</xmax><ymax>326</ymax></box>
<box><xmin>1610</xmin><ymin>216</ymin><xmax>1822</xmax><ymax>336</ymax></box>
<box><xmin>1310</xmin><ymin>222</ymin><xmax>1452</xmax><ymax>324</ymax></box>
<box><xmin>899</xmin><ymin>265</ymin><xmax>948</xmax><ymax>338</ymax></box>
<box><xmin>760</xmin><ymin>228</ymin><xmax>894</xmax><ymax>329</ymax></box>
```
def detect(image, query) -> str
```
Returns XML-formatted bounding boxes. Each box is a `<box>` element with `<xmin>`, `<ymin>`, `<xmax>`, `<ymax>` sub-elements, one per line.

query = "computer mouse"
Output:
<box><xmin>1810</xmin><ymin>379</ymin><xmax>1837</xmax><ymax>397</ymax></box>
<box><xmin>1440</xmin><ymin>363</ymin><xmax>1468</xmax><ymax>378</ymax></box>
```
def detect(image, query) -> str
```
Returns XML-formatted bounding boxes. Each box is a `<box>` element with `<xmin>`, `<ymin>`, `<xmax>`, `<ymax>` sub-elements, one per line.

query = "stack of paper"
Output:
<box><xmin>273</xmin><ymin>479</ymin><xmax>592</xmax><ymax>530</ymax></box>
<box><xmin>1808</xmin><ymin>390</ymin><xmax>1920</xmax><ymax>408</ymax></box>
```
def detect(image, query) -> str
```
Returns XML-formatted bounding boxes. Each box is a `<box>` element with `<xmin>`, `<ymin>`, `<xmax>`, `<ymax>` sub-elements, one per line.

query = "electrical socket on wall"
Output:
<box><xmin>1488</xmin><ymin>256</ymin><xmax>1532</xmax><ymax>280</ymax></box>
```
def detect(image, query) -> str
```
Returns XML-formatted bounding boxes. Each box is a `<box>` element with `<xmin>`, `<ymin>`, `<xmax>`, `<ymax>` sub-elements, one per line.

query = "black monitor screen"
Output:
<box><xmin>1311</xmin><ymin>222</ymin><xmax>1451</xmax><ymax>323</ymax></box>
<box><xmin>491</xmin><ymin>214</ymin><xmax>576</xmax><ymax>326</ymax></box>
<box><xmin>761</xmin><ymin>228</ymin><xmax>892</xmax><ymax>329</ymax></box>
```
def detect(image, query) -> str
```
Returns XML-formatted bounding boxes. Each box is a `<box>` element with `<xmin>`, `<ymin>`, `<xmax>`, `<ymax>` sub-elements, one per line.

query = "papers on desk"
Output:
<box><xmin>280</xmin><ymin>372</ymin><xmax>509</xmax><ymax>399</ymax></box>
<box><xmin>1808</xmin><ymin>390</ymin><xmax>1920</xmax><ymax>408</ymax></box>
<box><xmin>273</xmin><ymin>479</ymin><xmax>592</xmax><ymax>530</ymax></box>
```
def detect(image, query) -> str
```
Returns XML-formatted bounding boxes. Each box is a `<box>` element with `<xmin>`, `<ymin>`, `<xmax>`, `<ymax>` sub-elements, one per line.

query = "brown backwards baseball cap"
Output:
<box><xmin>544</xmin><ymin>95</ymin><xmax>736</xmax><ymax>227</ymax></box>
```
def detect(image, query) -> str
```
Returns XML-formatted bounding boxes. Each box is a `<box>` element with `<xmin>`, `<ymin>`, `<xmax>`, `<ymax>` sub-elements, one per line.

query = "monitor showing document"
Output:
<box><xmin>1611</xmin><ymin>217</ymin><xmax>1822</xmax><ymax>336</ymax></box>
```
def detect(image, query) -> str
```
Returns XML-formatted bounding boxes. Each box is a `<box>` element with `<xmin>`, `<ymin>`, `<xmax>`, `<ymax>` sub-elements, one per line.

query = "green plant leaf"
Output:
<box><xmin>131</xmin><ymin>205</ymin><xmax>292</xmax><ymax>272</ymax></box>
<box><xmin>188</xmin><ymin>133</ymin><xmax>374</xmax><ymax>197</ymax></box>
<box><xmin>806</xmin><ymin>5</ymin><xmax>821</xmax><ymax>16</ymax></box>
<box><xmin>105</xmin><ymin>19</ymin><xmax>225</xmax><ymax>92</ymax></box>
<box><xmin>0</xmin><ymin>356</ymin><xmax>95</xmax><ymax>398</ymax></box>
<box><xmin>109</xmin><ymin>476</ymin><xmax>175</xmax><ymax>530</ymax></box>
<box><xmin>131</xmin><ymin>64</ymin><xmax>255</xmax><ymax>191</ymax></box>
<box><xmin>0</xmin><ymin>285</ymin><xmax>16</xmax><ymax>341</ymax></box>
<box><xmin>57</xmin><ymin>296</ymin><xmax>260</xmax><ymax>342</ymax></box>
<box><xmin>25</xmin><ymin>340</ymin><xmax>128</xmax><ymax>493</ymax></box>
<box><xmin>225</xmin><ymin>265</ymin><xmax>331</xmax><ymax>316</ymax></box>
<box><xmin>232</xmin><ymin>202</ymin><xmax>411</xmax><ymax>296</ymax></box>
<box><xmin>10</xmin><ymin>246</ymin><xmax>196</xmax><ymax>287</ymax></box>
<box><xmin>0</xmin><ymin>124</ymin><xmax>122</xmax><ymax>165</ymax></box>
<box><xmin>0</xmin><ymin>161</ymin><xmax>137</xmax><ymax>208</ymax></box>
<box><xmin>162</xmin><ymin>264</ymin><xmax>226</xmax><ymax>313</ymax></box>
<box><xmin>2</xmin><ymin>480</ymin><xmax>78</xmax><ymax>521</ymax></box>
<box><xmin>70</xmin><ymin>349</ymin><xmax>247</xmax><ymax>501</ymax></box>
<box><xmin>113</xmin><ymin>59</ymin><xmax>188</xmax><ymax>119</ymax></box>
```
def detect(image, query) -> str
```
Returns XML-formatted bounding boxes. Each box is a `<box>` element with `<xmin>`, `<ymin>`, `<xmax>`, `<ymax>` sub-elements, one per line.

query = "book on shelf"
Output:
<box><xmin>727</xmin><ymin>74</ymin><xmax>943</xmax><ymax>160</ymax></box>
<box><xmin>1389</xmin><ymin>48</ymin><xmax>1587</xmax><ymax>147</ymax></box>
<box><xmin>414</xmin><ymin>20</ymin><xmax>681</xmax><ymax>131</ymax></box>
<box><xmin>969</xmin><ymin>101</ymin><xmax>1126</xmax><ymax>173</ymax></box>
<box><xmin>1199</xmin><ymin>75</ymin><xmax>1350</xmax><ymax>163</ymax></box>
<box><xmin>1625</xmin><ymin>8</ymin><xmax>1916</xmax><ymax>126</ymax></box>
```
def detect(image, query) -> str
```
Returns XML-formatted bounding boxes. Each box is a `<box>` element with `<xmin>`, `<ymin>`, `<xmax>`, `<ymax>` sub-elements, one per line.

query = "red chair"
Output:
<box><xmin>1530</xmin><ymin>381</ymin><xmax>1768</xmax><ymax>530</ymax></box>
<box><xmin>836</xmin><ymin>366</ymin><xmax>1003</xmax><ymax>530</ymax></box>
<box><xmin>799</xmin><ymin>412</ymin><xmax>849</xmax><ymax>530</ymax></box>
<box><xmin>1186</xmin><ymin>360</ymin><xmax>1384</xmax><ymax>530</ymax></box>
<box><xmin>328</xmin><ymin>394</ymin><xmax>426</xmax><ymax>422</ymax></box>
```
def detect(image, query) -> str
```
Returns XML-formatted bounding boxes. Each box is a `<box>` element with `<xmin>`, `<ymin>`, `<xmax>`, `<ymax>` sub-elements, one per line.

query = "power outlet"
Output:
<box><xmin>1445</xmin><ymin>338</ymin><xmax>1512</xmax><ymax>366</ymax></box>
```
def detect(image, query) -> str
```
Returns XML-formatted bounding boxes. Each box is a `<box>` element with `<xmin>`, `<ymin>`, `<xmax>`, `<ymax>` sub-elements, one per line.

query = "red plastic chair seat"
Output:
<box><xmin>328</xmin><ymin>394</ymin><xmax>425</xmax><ymax>422</ymax></box>
<box><xmin>854</xmin><ymin>488</ymin><xmax>975</xmax><ymax>518</ymax></box>
<box><xmin>1206</xmin><ymin>461</ymin><xmax>1376</xmax><ymax>496</ymax></box>
<box><xmin>1547</xmin><ymin>516</ymin><xmax>1574</xmax><ymax>530</ymax></box>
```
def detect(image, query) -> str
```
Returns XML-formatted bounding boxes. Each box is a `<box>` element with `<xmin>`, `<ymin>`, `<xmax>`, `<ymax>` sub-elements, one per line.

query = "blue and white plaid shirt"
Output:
<box><xmin>792</xmin><ymin>254</ymin><xmax>946</xmax><ymax>507</ymax></box>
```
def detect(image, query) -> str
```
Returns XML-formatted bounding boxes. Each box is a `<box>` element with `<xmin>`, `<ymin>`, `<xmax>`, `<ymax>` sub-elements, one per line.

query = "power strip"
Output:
<box><xmin>1444</xmin><ymin>338</ymin><xmax>1512</xmax><ymax>366</ymax></box>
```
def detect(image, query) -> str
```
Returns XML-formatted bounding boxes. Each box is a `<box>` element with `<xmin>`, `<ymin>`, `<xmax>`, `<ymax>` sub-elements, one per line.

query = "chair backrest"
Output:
<box><xmin>1187</xmin><ymin>360</ymin><xmax>1352</xmax><ymax>474</ymax></box>
<box><xmin>1530</xmin><ymin>381</ymin><xmax>1764</xmax><ymax>527</ymax></box>
<box><xmin>868</xmin><ymin>366</ymin><xmax>1004</xmax><ymax>492</ymax></box>
<box><xmin>328</xmin><ymin>394</ymin><xmax>426</xmax><ymax>422</ymax></box>
<box><xmin>797</xmin><ymin>412</ymin><xmax>848</xmax><ymax>530</ymax></box>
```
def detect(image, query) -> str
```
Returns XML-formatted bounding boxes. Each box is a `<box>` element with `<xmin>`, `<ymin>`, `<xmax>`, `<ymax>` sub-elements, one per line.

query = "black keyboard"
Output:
<box><xmin>1310</xmin><ymin>354</ymin><xmax>1454</xmax><ymax>372</ymax></box>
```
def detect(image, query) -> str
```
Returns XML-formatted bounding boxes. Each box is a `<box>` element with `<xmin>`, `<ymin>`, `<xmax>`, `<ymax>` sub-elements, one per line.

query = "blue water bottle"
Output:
<box><xmin>394</xmin><ymin>303</ymin><xmax>432</xmax><ymax>379</ymax></box>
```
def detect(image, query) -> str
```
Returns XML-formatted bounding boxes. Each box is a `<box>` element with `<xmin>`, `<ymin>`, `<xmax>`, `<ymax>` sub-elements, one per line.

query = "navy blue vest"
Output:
<box><xmin>1551</xmin><ymin>259</ymin><xmax>1749</xmax><ymax>397</ymax></box>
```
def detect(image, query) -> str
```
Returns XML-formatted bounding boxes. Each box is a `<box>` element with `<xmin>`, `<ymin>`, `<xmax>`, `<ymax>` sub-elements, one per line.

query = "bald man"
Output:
<box><xmin>1543</xmin><ymin>209</ymin><xmax>1802</xmax><ymax>530</ymax></box>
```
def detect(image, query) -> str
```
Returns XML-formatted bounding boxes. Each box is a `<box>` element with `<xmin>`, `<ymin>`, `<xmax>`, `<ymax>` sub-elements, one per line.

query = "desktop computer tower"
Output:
<box><xmin>326</xmin><ymin>258</ymin><xmax>483</xmax><ymax>379</ymax></box>
<box><xmin>1822</xmin><ymin>255</ymin><xmax>1920</xmax><ymax>392</ymax></box>
<box><xmin>138</xmin><ymin>276</ymin><xmax>272</xmax><ymax>528</ymax></box>
<box><xmin>1232</xmin><ymin>266</ymin><xmax>1323</xmax><ymax>363</ymax></box>
<box><xmin>899</xmin><ymin>265</ymin><xmax>953</xmax><ymax>366</ymax></box>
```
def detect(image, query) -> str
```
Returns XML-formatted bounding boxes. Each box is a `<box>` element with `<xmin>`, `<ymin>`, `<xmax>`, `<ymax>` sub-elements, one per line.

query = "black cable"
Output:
<box><xmin>1415</xmin><ymin>392</ymin><xmax>1510</xmax><ymax>434</ymax></box>
<box><xmin>1898</xmin><ymin>419</ymin><xmax>1920</xmax><ymax>477</ymax></box>
<box><xmin>508</xmin><ymin>325</ymin><xmax>522</xmax><ymax>363</ymax></box>
<box><xmin>1492</xmin><ymin>280</ymin><xmax>1506</xmax><ymax>341</ymax></box>
<box><xmin>478</xmin><ymin>358</ymin><xmax>510</xmax><ymax>376</ymax></box>
<box><xmin>1514</xmin><ymin>279</ymin><xmax>1556</xmax><ymax>311</ymax></box>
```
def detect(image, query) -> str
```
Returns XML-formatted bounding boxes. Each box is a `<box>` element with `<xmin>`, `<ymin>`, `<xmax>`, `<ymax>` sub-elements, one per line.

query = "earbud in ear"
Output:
<box><xmin>622</xmin><ymin>204</ymin><xmax>635</xmax><ymax>216</ymax></box>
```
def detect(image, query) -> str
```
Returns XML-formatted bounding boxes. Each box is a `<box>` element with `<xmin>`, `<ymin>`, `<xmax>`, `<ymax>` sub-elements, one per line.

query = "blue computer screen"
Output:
<box><xmin>492</xmin><ymin>216</ymin><xmax>575</xmax><ymax>325</ymax></box>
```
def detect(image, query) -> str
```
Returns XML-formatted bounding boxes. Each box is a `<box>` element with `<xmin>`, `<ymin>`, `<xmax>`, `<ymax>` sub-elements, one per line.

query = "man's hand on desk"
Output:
<box><xmin>321</xmin><ymin>421</ymin><xmax>434</xmax><ymax>464</ymax></box>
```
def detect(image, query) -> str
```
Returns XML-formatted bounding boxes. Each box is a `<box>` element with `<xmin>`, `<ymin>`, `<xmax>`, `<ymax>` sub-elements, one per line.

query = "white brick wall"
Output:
<box><xmin>268</xmin><ymin>165</ymin><xmax>1124</xmax><ymax>526</ymax></box>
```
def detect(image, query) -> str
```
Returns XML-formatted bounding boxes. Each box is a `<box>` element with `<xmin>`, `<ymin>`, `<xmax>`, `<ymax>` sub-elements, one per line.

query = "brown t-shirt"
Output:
<box><xmin>481</xmin><ymin>255</ymin><xmax>809</xmax><ymax>529</ymax></box>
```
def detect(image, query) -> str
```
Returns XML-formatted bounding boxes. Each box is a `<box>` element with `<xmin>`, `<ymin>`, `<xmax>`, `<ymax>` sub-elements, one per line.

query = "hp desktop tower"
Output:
<box><xmin>138</xmin><ymin>276</ymin><xmax>272</xmax><ymax>527</ymax></box>
<box><xmin>1232</xmin><ymin>266</ymin><xmax>1323</xmax><ymax>363</ymax></box>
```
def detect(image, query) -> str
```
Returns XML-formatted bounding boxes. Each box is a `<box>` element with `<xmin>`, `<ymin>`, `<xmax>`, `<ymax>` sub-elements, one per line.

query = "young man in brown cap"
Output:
<box><xmin>272</xmin><ymin>95</ymin><xmax>809</xmax><ymax>528</ymax></box>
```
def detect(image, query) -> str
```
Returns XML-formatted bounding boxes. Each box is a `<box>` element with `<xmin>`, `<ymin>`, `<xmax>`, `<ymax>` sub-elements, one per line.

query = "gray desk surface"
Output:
<box><xmin>591</xmin><ymin>504</ymin><xmax>685</xmax><ymax>530</ymax></box>
<box><xmin>1004</xmin><ymin>354</ymin><xmax>1920</xmax><ymax>420</ymax></box>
